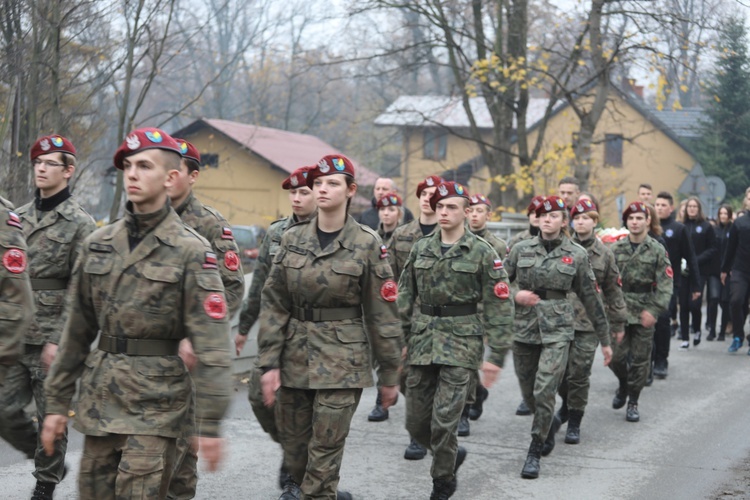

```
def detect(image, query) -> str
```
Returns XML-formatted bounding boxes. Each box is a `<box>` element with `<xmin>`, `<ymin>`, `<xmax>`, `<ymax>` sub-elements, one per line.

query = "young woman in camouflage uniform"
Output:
<box><xmin>375</xmin><ymin>192</ymin><xmax>403</xmax><ymax>246</ymax></box>
<box><xmin>258</xmin><ymin>155</ymin><xmax>402</xmax><ymax>500</ymax></box>
<box><xmin>504</xmin><ymin>195</ymin><xmax>609</xmax><ymax>479</ymax></box>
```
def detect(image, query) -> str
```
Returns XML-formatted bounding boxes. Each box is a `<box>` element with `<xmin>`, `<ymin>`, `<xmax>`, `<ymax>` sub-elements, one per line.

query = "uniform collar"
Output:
<box><xmin>35</xmin><ymin>186</ymin><xmax>71</xmax><ymax>212</ymax></box>
<box><xmin>124</xmin><ymin>200</ymin><xmax>171</xmax><ymax>241</ymax></box>
<box><xmin>174</xmin><ymin>191</ymin><xmax>196</xmax><ymax>216</ymax></box>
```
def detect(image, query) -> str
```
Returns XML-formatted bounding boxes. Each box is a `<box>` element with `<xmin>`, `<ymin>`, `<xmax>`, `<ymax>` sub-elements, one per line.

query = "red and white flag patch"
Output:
<box><xmin>221</xmin><ymin>227</ymin><xmax>234</xmax><ymax>240</ymax></box>
<box><xmin>493</xmin><ymin>259</ymin><xmax>503</xmax><ymax>270</ymax></box>
<box><xmin>379</xmin><ymin>245</ymin><xmax>389</xmax><ymax>260</ymax></box>
<box><xmin>665</xmin><ymin>266</ymin><xmax>674</xmax><ymax>279</ymax></box>
<box><xmin>6</xmin><ymin>212</ymin><xmax>22</xmax><ymax>230</ymax></box>
<box><xmin>203</xmin><ymin>252</ymin><xmax>218</xmax><ymax>269</ymax></box>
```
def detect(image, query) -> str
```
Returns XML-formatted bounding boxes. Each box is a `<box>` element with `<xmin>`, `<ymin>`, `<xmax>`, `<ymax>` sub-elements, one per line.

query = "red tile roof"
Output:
<box><xmin>173</xmin><ymin>118</ymin><xmax>378</xmax><ymax>186</ymax></box>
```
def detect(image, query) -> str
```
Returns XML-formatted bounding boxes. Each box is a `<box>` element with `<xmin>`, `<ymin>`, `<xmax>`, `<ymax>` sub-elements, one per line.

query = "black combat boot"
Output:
<box><xmin>367</xmin><ymin>391</ymin><xmax>389</xmax><ymax>422</ymax></box>
<box><xmin>564</xmin><ymin>410</ymin><xmax>584</xmax><ymax>444</ymax></box>
<box><xmin>31</xmin><ymin>482</ymin><xmax>56</xmax><ymax>500</ymax></box>
<box><xmin>457</xmin><ymin>405</ymin><xmax>470</xmax><ymax>437</ymax></box>
<box><xmin>336</xmin><ymin>492</ymin><xmax>354</xmax><ymax>500</ymax></box>
<box><xmin>653</xmin><ymin>359</ymin><xmax>668</xmax><ymax>379</ymax></box>
<box><xmin>404</xmin><ymin>438</ymin><xmax>427</xmax><ymax>460</ymax></box>
<box><xmin>541</xmin><ymin>414</ymin><xmax>561</xmax><ymax>456</ymax></box>
<box><xmin>521</xmin><ymin>440</ymin><xmax>544</xmax><ymax>479</ymax></box>
<box><xmin>555</xmin><ymin>401</ymin><xmax>569</xmax><ymax>425</ymax></box>
<box><xmin>626</xmin><ymin>401</ymin><xmax>640</xmax><ymax>422</ymax></box>
<box><xmin>430</xmin><ymin>478</ymin><xmax>457</xmax><ymax>500</ymax></box>
<box><xmin>516</xmin><ymin>399</ymin><xmax>531</xmax><ymax>416</ymax></box>
<box><xmin>612</xmin><ymin>384</ymin><xmax>627</xmax><ymax>409</ymax></box>
<box><xmin>469</xmin><ymin>384</ymin><xmax>488</xmax><ymax>420</ymax></box>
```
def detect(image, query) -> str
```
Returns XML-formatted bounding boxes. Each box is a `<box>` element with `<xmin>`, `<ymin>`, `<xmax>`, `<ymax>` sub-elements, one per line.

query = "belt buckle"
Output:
<box><xmin>116</xmin><ymin>337</ymin><xmax>127</xmax><ymax>354</ymax></box>
<box><xmin>434</xmin><ymin>306</ymin><xmax>443</xmax><ymax>317</ymax></box>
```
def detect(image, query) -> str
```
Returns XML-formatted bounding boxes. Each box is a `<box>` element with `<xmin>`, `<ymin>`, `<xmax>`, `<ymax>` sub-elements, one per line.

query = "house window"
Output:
<box><xmin>423</xmin><ymin>129</ymin><xmax>447</xmax><ymax>160</ymax></box>
<box><xmin>202</xmin><ymin>153</ymin><xmax>219</xmax><ymax>168</ymax></box>
<box><xmin>604</xmin><ymin>134</ymin><xmax>623</xmax><ymax>167</ymax></box>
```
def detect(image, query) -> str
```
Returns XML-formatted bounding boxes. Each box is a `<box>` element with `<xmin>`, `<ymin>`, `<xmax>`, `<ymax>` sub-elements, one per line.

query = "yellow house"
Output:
<box><xmin>375</xmin><ymin>88</ymin><xmax>700</xmax><ymax>224</ymax></box>
<box><xmin>172</xmin><ymin>118</ymin><xmax>378</xmax><ymax>227</ymax></box>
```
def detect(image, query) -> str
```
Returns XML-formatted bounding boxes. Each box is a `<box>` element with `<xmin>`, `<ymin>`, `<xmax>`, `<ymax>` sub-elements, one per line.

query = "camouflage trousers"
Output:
<box><xmin>405</xmin><ymin>364</ymin><xmax>472</xmax><ymax>480</ymax></box>
<box><xmin>79</xmin><ymin>433</ymin><xmax>177</xmax><ymax>500</ymax></box>
<box><xmin>609</xmin><ymin>324</ymin><xmax>654</xmax><ymax>402</ymax></box>
<box><xmin>557</xmin><ymin>331</ymin><xmax>599</xmax><ymax>413</ymax></box>
<box><xmin>513</xmin><ymin>341</ymin><xmax>570</xmax><ymax>442</ymax></box>
<box><xmin>0</xmin><ymin>344</ymin><xmax>67</xmax><ymax>482</ymax></box>
<box><xmin>247</xmin><ymin>366</ymin><xmax>279</xmax><ymax>443</ymax></box>
<box><xmin>166</xmin><ymin>438</ymin><xmax>197</xmax><ymax>499</ymax></box>
<box><xmin>276</xmin><ymin>387</ymin><xmax>362</xmax><ymax>500</ymax></box>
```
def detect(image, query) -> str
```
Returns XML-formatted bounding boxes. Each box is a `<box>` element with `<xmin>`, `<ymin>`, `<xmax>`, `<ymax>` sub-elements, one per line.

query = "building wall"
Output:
<box><xmin>181</xmin><ymin>130</ymin><xmax>289</xmax><ymax>227</ymax></box>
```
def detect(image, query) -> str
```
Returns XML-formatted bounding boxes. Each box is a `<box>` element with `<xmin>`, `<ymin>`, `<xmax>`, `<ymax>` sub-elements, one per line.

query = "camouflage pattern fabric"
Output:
<box><xmin>472</xmin><ymin>227</ymin><xmax>508</xmax><ymax>257</ymax></box>
<box><xmin>79</xmin><ymin>433</ymin><xmax>177</xmax><ymax>500</ymax></box>
<box><xmin>45</xmin><ymin>202</ymin><xmax>232</xmax><ymax>439</ymax></box>
<box><xmin>0</xmin><ymin>195</ymin><xmax>14</xmax><ymax>210</ymax></box>
<box><xmin>508</xmin><ymin>228</ymin><xmax>534</xmax><ymax>251</ymax></box>
<box><xmin>609</xmin><ymin>324</ymin><xmax>654</xmax><ymax>402</ymax></box>
<box><xmin>557</xmin><ymin>330</ymin><xmax>598</xmax><ymax>412</ymax></box>
<box><xmin>387</xmin><ymin>219</ymin><xmax>435</xmax><ymax>282</ymax></box>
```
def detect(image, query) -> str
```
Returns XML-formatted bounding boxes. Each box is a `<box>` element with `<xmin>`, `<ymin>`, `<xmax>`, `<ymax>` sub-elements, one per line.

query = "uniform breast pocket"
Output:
<box><xmin>591</xmin><ymin>260</ymin><xmax>607</xmax><ymax>283</ymax></box>
<box><xmin>554</xmin><ymin>263</ymin><xmax>577</xmax><ymax>289</ymax></box>
<box><xmin>329</xmin><ymin>261</ymin><xmax>363</xmax><ymax>299</ymax></box>
<box><xmin>45</xmin><ymin>229</ymin><xmax>75</xmax><ymax>266</ymax></box>
<box><xmin>135</xmin><ymin>263</ymin><xmax>182</xmax><ymax>314</ymax></box>
<box><xmin>414</xmin><ymin>258</ymin><xmax>437</xmax><ymax>293</ymax></box>
<box><xmin>283</xmin><ymin>254</ymin><xmax>308</xmax><ymax>288</ymax></box>
<box><xmin>516</xmin><ymin>258</ymin><xmax>536</xmax><ymax>285</ymax></box>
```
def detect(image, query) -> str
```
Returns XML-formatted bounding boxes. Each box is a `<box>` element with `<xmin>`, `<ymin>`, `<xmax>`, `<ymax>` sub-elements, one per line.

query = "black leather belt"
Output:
<box><xmin>420</xmin><ymin>304</ymin><xmax>478</xmax><ymax>317</ymax></box>
<box><xmin>623</xmin><ymin>284</ymin><xmax>654</xmax><ymax>293</ymax></box>
<box><xmin>532</xmin><ymin>289</ymin><xmax>567</xmax><ymax>300</ymax></box>
<box><xmin>290</xmin><ymin>305</ymin><xmax>362</xmax><ymax>322</ymax></box>
<box><xmin>98</xmin><ymin>335</ymin><xmax>180</xmax><ymax>356</ymax></box>
<box><xmin>31</xmin><ymin>278</ymin><xmax>68</xmax><ymax>290</ymax></box>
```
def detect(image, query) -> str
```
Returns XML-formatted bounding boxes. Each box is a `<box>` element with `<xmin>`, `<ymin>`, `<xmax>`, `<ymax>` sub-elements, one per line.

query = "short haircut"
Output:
<box><xmin>656</xmin><ymin>191</ymin><xmax>674</xmax><ymax>206</ymax></box>
<box><xmin>159</xmin><ymin>149</ymin><xmax>182</xmax><ymax>172</ymax></box>
<box><xmin>559</xmin><ymin>176</ymin><xmax>580</xmax><ymax>188</ymax></box>
<box><xmin>61</xmin><ymin>153</ymin><xmax>76</xmax><ymax>169</ymax></box>
<box><xmin>185</xmin><ymin>158</ymin><xmax>200</xmax><ymax>174</ymax></box>
<box><xmin>638</xmin><ymin>183</ymin><xmax>652</xmax><ymax>191</ymax></box>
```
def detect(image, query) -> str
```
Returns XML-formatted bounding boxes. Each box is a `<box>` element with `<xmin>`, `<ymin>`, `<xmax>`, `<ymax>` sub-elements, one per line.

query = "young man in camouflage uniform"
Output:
<box><xmin>556</xmin><ymin>200</ymin><xmax>626</xmax><ymax>444</ymax></box>
<box><xmin>609</xmin><ymin>201</ymin><xmax>672</xmax><ymax>422</ymax></box>
<box><xmin>234</xmin><ymin>165</ymin><xmax>315</xmax><ymax>492</ymax></box>
<box><xmin>504</xmin><ymin>195</ymin><xmax>608</xmax><ymax>479</ymax></box>
<box><xmin>370</xmin><ymin>175</ymin><xmax>443</xmax><ymax>461</ymax></box>
<box><xmin>42</xmin><ymin>128</ymin><xmax>232</xmax><ymax>499</ymax></box>
<box><xmin>0</xmin><ymin>135</ymin><xmax>96</xmax><ymax>499</ymax></box>
<box><xmin>398</xmin><ymin>181</ymin><xmax>514</xmax><ymax>499</ymax></box>
<box><xmin>457</xmin><ymin>194</ymin><xmax>508</xmax><ymax>436</ymax></box>
<box><xmin>167</xmin><ymin>138</ymin><xmax>245</xmax><ymax>499</ymax></box>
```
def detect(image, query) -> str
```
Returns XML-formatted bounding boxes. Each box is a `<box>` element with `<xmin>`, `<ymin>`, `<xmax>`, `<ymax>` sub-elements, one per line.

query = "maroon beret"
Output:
<box><xmin>306</xmin><ymin>155</ymin><xmax>355</xmax><ymax>188</ymax></box>
<box><xmin>535</xmin><ymin>195</ymin><xmax>567</xmax><ymax>216</ymax></box>
<box><xmin>470</xmin><ymin>194</ymin><xmax>491</xmax><ymax>208</ymax></box>
<box><xmin>622</xmin><ymin>201</ymin><xmax>649</xmax><ymax>223</ymax></box>
<box><xmin>376</xmin><ymin>192</ymin><xmax>403</xmax><ymax>209</ymax></box>
<box><xmin>570</xmin><ymin>198</ymin><xmax>598</xmax><ymax>218</ymax></box>
<box><xmin>30</xmin><ymin>135</ymin><xmax>76</xmax><ymax>161</ymax></box>
<box><xmin>430</xmin><ymin>181</ymin><xmax>470</xmax><ymax>211</ymax></box>
<box><xmin>282</xmin><ymin>166</ymin><xmax>312</xmax><ymax>190</ymax></box>
<box><xmin>416</xmin><ymin>175</ymin><xmax>445</xmax><ymax>198</ymax></box>
<box><xmin>113</xmin><ymin>128</ymin><xmax>182</xmax><ymax>170</ymax></box>
<box><xmin>174</xmin><ymin>138</ymin><xmax>200</xmax><ymax>163</ymax></box>
<box><xmin>527</xmin><ymin>195</ymin><xmax>545</xmax><ymax>215</ymax></box>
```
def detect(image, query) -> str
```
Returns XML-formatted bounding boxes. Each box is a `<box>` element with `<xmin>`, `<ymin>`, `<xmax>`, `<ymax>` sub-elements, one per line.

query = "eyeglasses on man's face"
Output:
<box><xmin>32</xmin><ymin>159</ymin><xmax>66</xmax><ymax>168</ymax></box>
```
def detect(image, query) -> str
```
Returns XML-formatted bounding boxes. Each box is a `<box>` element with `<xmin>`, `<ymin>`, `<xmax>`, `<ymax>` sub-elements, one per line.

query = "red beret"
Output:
<box><xmin>570</xmin><ymin>198</ymin><xmax>598</xmax><ymax>218</ymax></box>
<box><xmin>30</xmin><ymin>135</ymin><xmax>76</xmax><ymax>161</ymax></box>
<box><xmin>430</xmin><ymin>181</ymin><xmax>470</xmax><ymax>211</ymax></box>
<box><xmin>416</xmin><ymin>175</ymin><xmax>445</xmax><ymax>198</ymax></box>
<box><xmin>622</xmin><ymin>201</ymin><xmax>649</xmax><ymax>223</ymax></box>
<box><xmin>282</xmin><ymin>166</ymin><xmax>312</xmax><ymax>190</ymax></box>
<box><xmin>306</xmin><ymin>155</ymin><xmax>355</xmax><ymax>188</ymax></box>
<box><xmin>470</xmin><ymin>194</ymin><xmax>491</xmax><ymax>208</ymax></box>
<box><xmin>376</xmin><ymin>192</ymin><xmax>403</xmax><ymax>209</ymax></box>
<box><xmin>527</xmin><ymin>195</ymin><xmax>545</xmax><ymax>215</ymax></box>
<box><xmin>113</xmin><ymin>128</ymin><xmax>182</xmax><ymax>170</ymax></box>
<box><xmin>535</xmin><ymin>195</ymin><xmax>567</xmax><ymax>216</ymax></box>
<box><xmin>174</xmin><ymin>138</ymin><xmax>200</xmax><ymax>163</ymax></box>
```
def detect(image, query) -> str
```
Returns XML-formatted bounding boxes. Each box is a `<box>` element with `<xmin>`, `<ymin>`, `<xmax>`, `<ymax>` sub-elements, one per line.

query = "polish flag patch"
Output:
<box><xmin>221</xmin><ymin>227</ymin><xmax>234</xmax><ymax>240</ymax></box>
<box><xmin>203</xmin><ymin>252</ymin><xmax>218</xmax><ymax>269</ymax></box>
<box><xmin>493</xmin><ymin>259</ymin><xmax>503</xmax><ymax>270</ymax></box>
<box><xmin>6</xmin><ymin>212</ymin><xmax>22</xmax><ymax>230</ymax></box>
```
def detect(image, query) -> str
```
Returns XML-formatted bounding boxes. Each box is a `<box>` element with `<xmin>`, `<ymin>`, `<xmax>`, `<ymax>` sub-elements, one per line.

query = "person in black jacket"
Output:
<box><xmin>721</xmin><ymin>188</ymin><xmax>750</xmax><ymax>353</ymax></box>
<box><xmin>652</xmin><ymin>192</ymin><xmax>701</xmax><ymax>378</ymax></box>
<box><xmin>713</xmin><ymin>205</ymin><xmax>733</xmax><ymax>341</ymax></box>
<box><xmin>683</xmin><ymin>197</ymin><xmax>718</xmax><ymax>345</ymax></box>
<box><xmin>356</xmin><ymin>177</ymin><xmax>414</xmax><ymax>229</ymax></box>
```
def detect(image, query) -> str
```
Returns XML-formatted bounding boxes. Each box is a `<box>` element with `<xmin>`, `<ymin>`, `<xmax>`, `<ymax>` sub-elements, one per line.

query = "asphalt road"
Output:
<box><xmin>2</xmin><ymin>333</ymin><xmax>750</xmax><ymax>500</ymax></box>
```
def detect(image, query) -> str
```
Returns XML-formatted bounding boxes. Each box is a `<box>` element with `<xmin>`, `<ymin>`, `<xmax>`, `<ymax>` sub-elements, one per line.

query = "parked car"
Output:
<box><xmin>231</xmin><ymin>225</ymin><xmax>267</xmax><ymax>272</ymax></box>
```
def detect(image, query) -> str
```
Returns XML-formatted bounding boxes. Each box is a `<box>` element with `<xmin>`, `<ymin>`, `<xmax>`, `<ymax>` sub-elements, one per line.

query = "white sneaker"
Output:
<box><xmin>679</xmin><ymin>341</ymin><xmax>689</xmax><ymax>350</ymax></box>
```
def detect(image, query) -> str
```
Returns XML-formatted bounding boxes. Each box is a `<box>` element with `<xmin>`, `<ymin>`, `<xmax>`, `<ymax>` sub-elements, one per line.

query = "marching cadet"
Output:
<box><xmin>0</xmin><ymin>135</ymin><xmax>96</xmax><ymax>500</ymax></box>
<box><xmin>457</xmin><ymin>194</ymin><xmax>508</xmax><ymax>436</ymax></box>
<box><xmin>504</xmin><ymin>195</ymin><xmax>608</xmax><ymax>479</ymax></box>
<box><xmin>42</xmin><ymin>128</ymin><xmax>232</xmax><ymax>499</ymax></box>
<box><xmin>167</xmin><ymin>138</ymin><xmax>245</xmax><ymax>499</ymax></box>
<box><xmin>375</xmin><ymin>192</ymin><xmax>404</xmax><ymax>246</ymax></box>
<box><xmin>556</xmin><ymin>199</ymin><xmax>626</xmax><ymax>444</ymax></box>
<box><xmin>398</xmin><ymin>181</ymin><xmax>513</xmax><ymax>499</ymax></box>
<box><xmin>235</xmin><ymin>165</ymin><xmax>315</xmax><ymax>492</ymax></box>
<box><xmin>258</xmin><ymin>155</ymin><xmax>402</xmax><ymax>500</ymax></box>
<box><xmin>369</xmin><ymin>175</ymin><xmax>443</xmax><ymax>462</ymax></box>
<box><xmin>609</xmin><ymin>201</ymin><xmax>672</xmax><ymax>422</ymax></box>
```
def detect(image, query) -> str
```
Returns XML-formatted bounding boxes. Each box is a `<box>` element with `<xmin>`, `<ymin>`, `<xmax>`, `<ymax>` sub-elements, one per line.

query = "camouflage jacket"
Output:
<box><xmin>377</xmin><ymin>223</ymin><xmax>397</xmax><ymax>247</ymax></box>
<box><xmin>17</xmin><ymin>192</ymin><xmax>96</xmax><ymax>345</ymax></box>
<box><xmin>508</xmin><ymin>227</ymin><xmax>537</xmax><ymax>251</ymax></box>
<box><xmin>472</xmin><ymin>227</ymin><xmax>508</xmax><ymax>257</ymax></box>
<box><xmin>257</xmin><ymin>215</ymin><xmax>402</xmax><ymax>390</ymax></box>
<box><xmin>0</xmin><ymin>196</ymin><xmax>13</xmax><ymax>210</ymax></box>
<box><xmin>387</xmin><ymin>219</ymin><xmax>436</xmax><ymax>281</ymax></box>
<box><xmin>505</xmin><ymin>235</ymin><xmax>609</xmax><ymax>344</ymax></box>
<box><xmin>0</xmin><ymin>210</ymin><xmax>35</xmax><ymax>382</ymax></box>
<box><xmin>569</xmin><ymin>235</ymin><xmax>627</xmax><ymax>345</ymax></box>
<box><xmin>175</xmin><ymin>192</ymin><xmax>245</xmax><ymax>316</ymax></box>
<box><xmin>397</xmin><ymin>230</ymin><xmax>514</xmax><ymax>369</ymax></box>
<box><xmin>611</xmin><ymin>235</ymin><xmax>673</xmax><ymax>325</ymax></box>
<box><xmin>239</xmin><ymin>215</ymin><xmax>294</xmax><ymax>335</ymax></box>
<box><xmin>45</xmin><ymin>202</ymin><xmax>232</xmax><ymax>438</ymax></box>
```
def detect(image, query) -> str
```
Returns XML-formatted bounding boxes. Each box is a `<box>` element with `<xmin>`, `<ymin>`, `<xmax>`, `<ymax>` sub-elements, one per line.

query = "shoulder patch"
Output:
<box><xmin>221</xmin><ymin>227</ymin><xmax>234</xmax><ymax>240</ymax></box>
<box><xmin>3</xmin><ymin>248</ymin><xmax>26</xmax><ymax>273</ymax></box>
<box><xmin>6</xmin><ymin>212</ymin><xmax>22</xmax><ymax>229</ymax></box>
<box><xmin>224</xmin><ymin>250</ymin><xmax>240</xmax><ymax>271</ymax></box>
<box><xmin>379</xmin><ymin>244</ymin><xmax>389</xmax><ymax>259</ymax></box>
<box><xmin>358</xmin><ymin>223</ymin><xmax>382</xmax><ymax>242</ymax></box>
<box><xmin>203</xmin><ymin>251</ymin><xmax>218</xmax><ymax>269</ymax></box>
